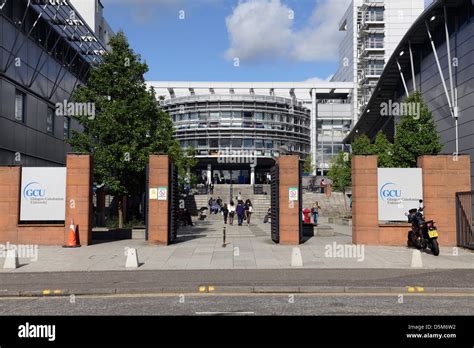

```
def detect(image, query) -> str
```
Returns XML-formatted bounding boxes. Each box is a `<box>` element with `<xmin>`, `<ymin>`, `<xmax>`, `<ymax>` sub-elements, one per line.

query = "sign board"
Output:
<box><xmin>149</xmin><ymin>188</ymin><xmax>158</xmax><ymax>200</ymax></box>
<box><xmin>20</xmin><ymin>167</ymin><xmax>67</xmax><ymax>222</ymax></box>
<box><xmin>377</xmin><ymin>168</ymin><xmax>423</xmax><ymax>221</ymax></box>
<box><xmin>288</xmin><ymin>187</ymin><xmax>298</xmax><ymax>201</ymax></box>
<box><xmin>157</xmin><ymin>187</ymin><xmax>168</xmax><ymax>201</ymax></box>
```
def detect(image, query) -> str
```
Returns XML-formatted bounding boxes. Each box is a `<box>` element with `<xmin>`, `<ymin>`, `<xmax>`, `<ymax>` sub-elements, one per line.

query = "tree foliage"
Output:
<box><xmin>393</xmin><ymin>91</ymin><xmax>443</xmax><ymax>167</ymax></box>
<box><xmin>303</xmin><ymin>154</ymin><xmax>314</xmax><ymax>175</ymax></box>
<box><xmin>68</xmin><ymin>31</ymin><xmax>194</xmax><ymax>224</ymax></box>
<box><xmin>351</xmin><ymin>134</ymin><xmax>374</xmax><ymax>155</ymax></box>
<box><xmin>327</xmin><ymin>151</ymin><xmax>352</xmax><ymax>193</ymax></box>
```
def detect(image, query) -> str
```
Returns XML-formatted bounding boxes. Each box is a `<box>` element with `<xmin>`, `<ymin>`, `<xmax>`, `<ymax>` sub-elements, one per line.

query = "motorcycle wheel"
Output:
<box><xmin>430</xmin><ymin>239</ymin><xmax>440</xmax><ymax>256</ymax></box>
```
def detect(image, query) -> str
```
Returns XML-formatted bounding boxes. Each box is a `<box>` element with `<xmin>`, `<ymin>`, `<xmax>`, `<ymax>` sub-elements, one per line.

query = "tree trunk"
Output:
<box><xmin>342</xmin><ymin>189</ymin><xmax>348</xmax><ymax>213</ymax></box>
<box><xmin>118</xmin><ymin>195</ymin><xmax>124</xmax><ymax>229</ymax></box>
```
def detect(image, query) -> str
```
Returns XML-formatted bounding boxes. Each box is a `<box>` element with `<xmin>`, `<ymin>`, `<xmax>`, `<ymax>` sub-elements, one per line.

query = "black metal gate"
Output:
<box><xmin>456</xmin><ymin>191</ymin><xmax>474</xmax><ymax>250</ymax></box>
<box><xmin>270</xmin><ymin>164</ymin><xmax>280</xmax><ymax>243</ymax></box>
<box><xmin>168</xmin><ymin>161</ymin><xmax>179</xmax><ymax>243</ymax></box>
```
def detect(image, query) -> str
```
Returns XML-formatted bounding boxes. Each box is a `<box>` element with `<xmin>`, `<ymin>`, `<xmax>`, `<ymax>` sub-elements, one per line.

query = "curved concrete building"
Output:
<box><xmin>161</xmin><ymin>94</ymin><xmax>311</xmax><ymax>184</ymax></box>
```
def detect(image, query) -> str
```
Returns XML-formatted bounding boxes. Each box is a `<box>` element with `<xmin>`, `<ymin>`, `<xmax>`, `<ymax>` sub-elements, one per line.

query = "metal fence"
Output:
<box><xmin>456</xmin><ymin>191</ymin><xmax>474</xmax><ymax>250</ymax></box>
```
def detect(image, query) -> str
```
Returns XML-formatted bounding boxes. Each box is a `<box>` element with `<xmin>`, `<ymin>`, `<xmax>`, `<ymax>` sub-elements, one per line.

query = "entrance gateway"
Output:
<box><xmin>146</xmin><ymin>155</ymin><xmax>303</xmax><ymax>245</ymax></box>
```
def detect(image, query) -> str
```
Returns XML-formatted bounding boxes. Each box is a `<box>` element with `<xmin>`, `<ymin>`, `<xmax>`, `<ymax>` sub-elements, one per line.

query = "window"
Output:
<box><xmin>254</xmin><ymin>112</ymin><xmax>263</xmax><ymax>121</ymax></box>
<box><xmin>221</xmin><ymin>138</ymin><xmax>231</xmax><ymax>147</ymax></box>
<box><xmin>243</xmin><ymin>139</ymin><xmax>253</xmax><ymax>148</ymax></box>
<box><xmin>15</xmin><ymin>90</ymin><xmax>25</xmax><ymax>122</ymax></box>
<box><xmin>63</xmin><ymin>117</ymin><xmax>71</xmax><ymax>139</ymax></box>
<box><xmin>231</xmin><ymin>138</ymin><xmax>242</xmax><ymax>148</ymax></box>
<box><xmin>47</xmin><ymin>107</ymin><xmax>54</xmax><ymax>134</ymax></box>
<box><xmin>221</xmin><ymin>111</ymin><xmax>232</xmax><ymax>119</ymax></box>
<box><xmin>233</xmin><ymin>111</ymin><xmax>242</xmax><ymax>119</ymax></box>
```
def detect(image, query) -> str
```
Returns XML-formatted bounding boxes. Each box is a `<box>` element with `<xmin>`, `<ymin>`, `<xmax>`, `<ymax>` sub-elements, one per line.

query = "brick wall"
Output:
<box><xmin>148</xmin><ymin>155</ymin><xmax>170</xmax><ymax>245</ymax></box>
<box><xmin>278</xmin><ymin>155</ymin><xmax>301</xmax><ymax>245</ymax></box>
<box><xmin>352</xmin><ymin>155</ymin><xmax>471</xmax><ymax>246</ymax></box>
<box><xmin>0</xmin><ymin>154</ymin><xmax>92</xmax><ymax>246</ymax></box>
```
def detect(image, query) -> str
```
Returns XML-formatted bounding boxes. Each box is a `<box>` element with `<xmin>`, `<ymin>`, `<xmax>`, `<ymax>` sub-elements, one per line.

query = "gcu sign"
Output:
<box><xmin>377</xmin><ymin>168</ymin><xmax>423</xmax><ymax>221</ymax></box>
<box><xmin>379</xmin><ymin>182</ymin><xmax>401</xmax><ymax>201</ymax></box>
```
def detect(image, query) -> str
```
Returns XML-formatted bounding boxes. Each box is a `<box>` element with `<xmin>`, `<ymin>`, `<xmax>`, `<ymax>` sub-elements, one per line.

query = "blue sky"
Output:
<box><xmin>101</xmin><ymin>0</ymin><xmax>430</xmax><ymax>82</ymax></box>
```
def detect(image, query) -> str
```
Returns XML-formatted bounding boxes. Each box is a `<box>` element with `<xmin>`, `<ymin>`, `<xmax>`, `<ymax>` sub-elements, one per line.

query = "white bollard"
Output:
<box><xmin>125</xmin><ymin>248</ymin><xmax>139</xmax><ymax>268</ymax></box>
<box><xmin>291</xmin><ymin>247</ymin><xmax>303</xmax><ymax>267</ymax></box>
<box><xmin>3</xmin><ymin>249</ymin><xmax>19</xmax><ymax>269</ymax></box>
<box><xmin>410</xmin><ymin>250</ymin><xmax>423</xmax><ymax>268</ymax></box>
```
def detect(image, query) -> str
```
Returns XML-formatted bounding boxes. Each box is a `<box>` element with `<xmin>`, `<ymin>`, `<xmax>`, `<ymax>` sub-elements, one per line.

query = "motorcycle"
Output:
<box><xmin>406</xmin><ymin>199</ymin><xmax>440</xmax><ymax>256</ymax></box>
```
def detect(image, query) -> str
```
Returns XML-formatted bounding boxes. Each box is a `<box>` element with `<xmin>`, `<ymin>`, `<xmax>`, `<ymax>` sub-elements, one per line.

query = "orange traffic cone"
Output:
<box><xmin>63</xmin><ymin>220</ymin><xmax>81</xmax><ymax>248</ymax></box>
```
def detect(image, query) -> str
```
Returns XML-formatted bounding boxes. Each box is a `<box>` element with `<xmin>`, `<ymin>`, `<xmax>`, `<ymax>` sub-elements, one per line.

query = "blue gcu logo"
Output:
<box><xmin>380</xmin><ymin>182</ymin><xmax>401</xmax><ymax>201</ymax></box>
<box><xmin>23</xmin><ymin>182</ymin><xmax>46</xmax><ymax>199</ymax></box>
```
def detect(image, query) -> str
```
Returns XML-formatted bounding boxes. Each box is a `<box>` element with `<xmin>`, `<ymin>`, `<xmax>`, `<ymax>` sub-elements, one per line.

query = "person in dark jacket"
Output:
<box><xmin>228</xmin><ymin>201</ymin><xmax>236</xmax><ymax>225</ymax></box>
<box><xmin>236</xmin><ymin>202</ymin><xmax>245</xmax><ymax>226</ymax></box>
<box><xmin>222</xmin><ymin>203</ymin><xmax>229</xmax><ymax>224</ymax></box>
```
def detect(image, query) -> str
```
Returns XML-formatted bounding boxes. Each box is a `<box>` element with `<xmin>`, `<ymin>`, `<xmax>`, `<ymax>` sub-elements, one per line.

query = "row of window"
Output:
<box><xmin>171</xmin><ymin>111</ymin><xmax>309</xmax><ymax>125</ymax></box>
<box><xmin>2</xmin><ymin>0</ymin><xmax>90</xmax><ymax>80</ymax></box>
<box><xmin>175</xmin><ymin>121</ymin><xmax>310</xmax><ymax>134</ymax></box>
<box><xmin>179</xmin><ymin>138</ymin><xmax>309</xmax><ymax>152</ymax></box>
<box><xmin>14</xmin><ymin>90</ymin><xmax>70</xmax><ymax>139</ymax></box>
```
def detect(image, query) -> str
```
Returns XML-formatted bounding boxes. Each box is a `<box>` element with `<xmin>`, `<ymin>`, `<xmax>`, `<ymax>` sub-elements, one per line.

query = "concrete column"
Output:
<box><xmin>250</xmin><ymin>165</ymin><xmax>255</xmax><ymax>185</ymax></box>
<box><xmin>207</xmin><ymin>164</ymin><xmax>212</xmax><ymax>185</ymax></box>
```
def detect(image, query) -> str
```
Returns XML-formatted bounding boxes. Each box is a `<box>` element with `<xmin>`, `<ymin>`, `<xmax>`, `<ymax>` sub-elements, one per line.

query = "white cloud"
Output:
<box><xmin>304</xmin><ymin>74</ymin><xmax>334</xmax><ymax>83</ymax></box>
<box><xmin>224</xmin><ymin>0</ymin><xmax>351</xmax><ymax>63</ymax></box>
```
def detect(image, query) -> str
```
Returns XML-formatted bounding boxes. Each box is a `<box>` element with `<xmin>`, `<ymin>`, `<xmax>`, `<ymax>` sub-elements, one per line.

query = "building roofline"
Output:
<box><xmin>344</xmin><ymin>0</ymin><xmax>469</xmax><ymax>143</ymax></box>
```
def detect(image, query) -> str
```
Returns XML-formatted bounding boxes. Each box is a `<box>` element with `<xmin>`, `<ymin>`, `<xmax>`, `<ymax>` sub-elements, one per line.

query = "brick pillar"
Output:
<box><xmin>65</xmin><ymin>154</ymin><xmax>93</xmax><ymax>246</ymax></box>
<box><xmin>0</xmin><ymin>167</ymin><xmax>21</xmax><ymax>244</ymax></box>
<box><xmin>418</xmin><ymin>155</ymin><xmax>471</xmax><ymax>246</ymax></box>
<box><xmin>148</xmin><ymin>155</ymin><xmax>170</xmax><ymax>245</ymax></box>
<box><xmin>278</xmin><ymin>155</ymin><xmax>300</xmax><ymax>245</ymax></box>
<box><xmin>352</xmin><ymin>156</ymin><xmax>379</xmax><ymax>244</ymax></box>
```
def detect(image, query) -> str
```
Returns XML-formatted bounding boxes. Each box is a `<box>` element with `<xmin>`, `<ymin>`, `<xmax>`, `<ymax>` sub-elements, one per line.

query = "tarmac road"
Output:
<box><xmin>0</xmin><ymin>292</ymin><xmax>473</xmax><ymax>315</ymax></box>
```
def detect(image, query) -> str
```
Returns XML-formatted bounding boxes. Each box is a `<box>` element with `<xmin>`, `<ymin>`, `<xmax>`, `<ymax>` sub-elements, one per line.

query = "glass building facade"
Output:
<box><xmin>161</xmin><ymin>94</ymin><xmax>311</xmax><ymax>184</ymax></box>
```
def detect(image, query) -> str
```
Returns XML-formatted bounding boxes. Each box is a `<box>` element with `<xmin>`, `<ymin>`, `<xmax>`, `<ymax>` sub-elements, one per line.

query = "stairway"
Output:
<box><xmin>184</xmin><ymin>184</ymin><xmax>270</xmax><ymax>216</ymax></box>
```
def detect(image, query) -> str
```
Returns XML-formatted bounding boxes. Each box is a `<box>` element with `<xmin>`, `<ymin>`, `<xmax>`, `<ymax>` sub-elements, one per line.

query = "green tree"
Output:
<box><xmin>393</xmin><ymin>92</ymin><xmax>443</xmax><ymax>168</ymax></box>
<box><xmin>351</xmin><ymin>134</ymin><xmax>375</xmax><ymax>155</ymax></box>
<box><xmin>69</xmin><ymin>31</ymin><xmax>191</xmax><ymax>227</ymax></box>
<box><xmin>373</xmin><ymin>131</ymin><xmax>395</xmax><ymax>167</ymax></box>
<box><xmin>327</xmin><ymin>151</ymin><xmax>352</xmax><ymax>212</ymax></box>
<box><xmin>303</xmin><ymin>154</ymin><xmax>314</xmax><ymax>175</ymax></box>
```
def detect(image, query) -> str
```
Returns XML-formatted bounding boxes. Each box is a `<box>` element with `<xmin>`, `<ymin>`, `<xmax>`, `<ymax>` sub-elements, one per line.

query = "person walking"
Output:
<box><xmin>222</xmin><ymin>203</ymin><xmax>229</xmax><ymax>224</ymax></box>
<box><xmin>245</xmin><ymin>200</ymin><xmax>253</xmax><ymax>225</ymax></box>
<box><xmin>320</xmin><ymin>178</ymin><xmax>326</xmax><ymax>194</ymax></box>
<box><xmin>311</xmin><ymin>202</ymin><xmax>321</xmax><ymax>225</ymax></box>
<box><xmin>209</xmin><ymin>183</ymin><xmax>214</xmax><ymax>195</ymax></box>
<box><xmin>228</xmin><ymin>201</ymin><xmax>236</xmax><ymax>225</ymax></box>
<box><xmin>236</xmin><ymin>202</ymin><xmax>245</xmax><ymax>226</ymax></box>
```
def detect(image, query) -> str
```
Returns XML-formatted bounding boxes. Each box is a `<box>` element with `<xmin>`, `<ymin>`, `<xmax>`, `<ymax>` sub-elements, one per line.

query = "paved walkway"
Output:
<box><xmin>1</xmin><ymin>217</ymin><xmax>473</xmax><ymax>272</ymax></box>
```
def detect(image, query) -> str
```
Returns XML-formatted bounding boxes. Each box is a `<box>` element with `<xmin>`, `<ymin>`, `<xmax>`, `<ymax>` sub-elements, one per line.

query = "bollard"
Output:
<box><xmin>222</xmin><ymin>226</ymin><xmax>226</xmax><ymax>247</ymax></box>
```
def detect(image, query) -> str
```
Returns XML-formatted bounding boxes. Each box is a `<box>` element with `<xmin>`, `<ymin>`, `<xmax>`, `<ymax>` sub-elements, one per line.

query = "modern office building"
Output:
<box><xmin>0</xmin><ymin>0</ymin><xmax>112</xmax><ymax>166</ymax></box>
<box><xmin>345</xmin><ymin>0</ymin><xmax>474</xmax><ymax>190</ymax></box>
<box><xmin>147</xmin><ymin>81</ymin><xmax>354</xmax><ymax>180</ymax></box>
<box><xmin>331</xmin><ymin>0</ymin><xmax>424</xmax><ymax>117</ymax></box>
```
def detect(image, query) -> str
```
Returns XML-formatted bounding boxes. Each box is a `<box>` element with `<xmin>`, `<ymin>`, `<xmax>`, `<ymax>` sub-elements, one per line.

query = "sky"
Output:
<box><xmin>100</xmin><ymin>0</ymin><xmax>431</xmax><ymax>82</ymax></box>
